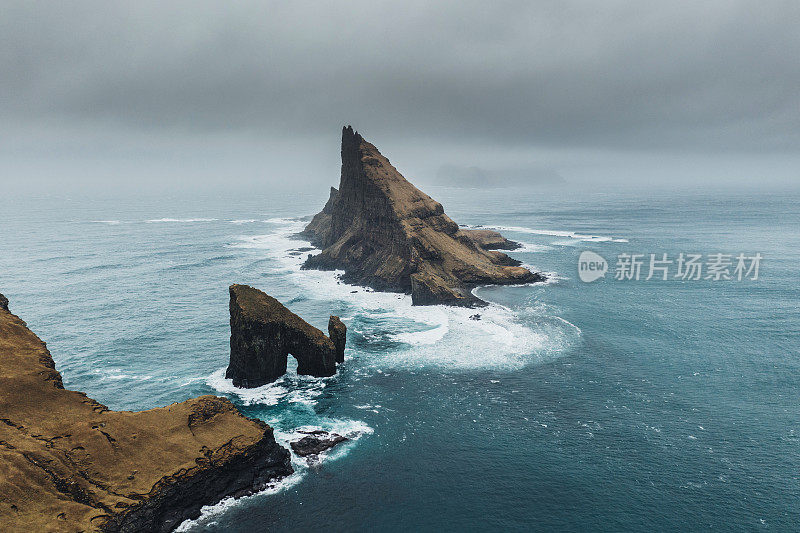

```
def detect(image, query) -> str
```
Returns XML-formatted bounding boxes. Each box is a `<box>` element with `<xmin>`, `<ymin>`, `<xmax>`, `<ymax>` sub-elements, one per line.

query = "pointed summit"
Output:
<box><xmin>341</xmin><ymin>124</ymin><xmax>362</xmax><ymax>150</ymax></box>
<box><xmin>301</xmin><ymin>126</ymin><xmax>544</xmax><ymax>305</ymax></box>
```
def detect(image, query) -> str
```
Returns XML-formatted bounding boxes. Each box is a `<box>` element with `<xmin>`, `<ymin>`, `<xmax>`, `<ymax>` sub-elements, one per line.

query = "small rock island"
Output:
<box><xmin>0</xmin><ymin>293</ymin><xmax>292</xmax><ymax>532</ymax></box>
<box><xmin>226</xmin><ymin>284</ymin><xmax>347</xmax><ymax>388</ymax></box>
<box><xmin>302</xmin><ymin>126</ymin><xmax>544</xmax><ymax>306</ymax></box>
<box><xmin>290</xmin><ymin>430</ymin><xmax>348</xmax><ymax>458</ymax></box>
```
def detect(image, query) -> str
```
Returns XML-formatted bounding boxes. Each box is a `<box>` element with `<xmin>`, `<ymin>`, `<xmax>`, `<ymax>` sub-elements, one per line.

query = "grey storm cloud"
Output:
<box><xmin>2</xmin><ymin>0</ymin><xmax>799</xmax><ymax>152</ymax></box>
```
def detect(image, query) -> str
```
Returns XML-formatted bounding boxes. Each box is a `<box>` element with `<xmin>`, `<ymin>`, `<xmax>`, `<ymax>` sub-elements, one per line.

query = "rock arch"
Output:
<box><xmin>225</xmin><ymin>284</ymin><xmax>346</xmax><ymax>388</ymax></box>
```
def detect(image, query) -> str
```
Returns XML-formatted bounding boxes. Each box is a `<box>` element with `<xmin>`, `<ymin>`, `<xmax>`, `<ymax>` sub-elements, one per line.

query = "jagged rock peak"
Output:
<box><xmin>301</xmin><ymin>126</ymin><xmax>544</xmax><ymax>306</ymax></box>
<box><xmin>342</xmin><ymin>124</ymin><xmax>362</xmax><ymax>152</ymax></box>
<box><xmin>226</xmin><ymin>284</ymin><xmax>345</xmax><ymax>388</ymax></box>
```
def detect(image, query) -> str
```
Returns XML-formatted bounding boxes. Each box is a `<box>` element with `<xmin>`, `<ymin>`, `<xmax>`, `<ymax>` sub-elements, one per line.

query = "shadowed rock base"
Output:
<box><xmin>0</xmin><ymin>293</ymin><xmax>292</xmax><ymax>533</ymax></box>
<box><xmin>226</xmin><ymin>284</ymin><xmax>346</xmax><ymax>388</ymax></box>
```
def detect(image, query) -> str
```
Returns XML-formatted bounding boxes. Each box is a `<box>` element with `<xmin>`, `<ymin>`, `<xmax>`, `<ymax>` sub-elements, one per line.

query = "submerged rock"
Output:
<box><xmin>290</xmin><ymin>430</ymin><xmax>348</xmax><ymax>457</ymax></box>
<box><xmin>301</xmin><ymin>126</ymin><xmax>544</xmax><ymax>306</ymax></box>
<box><xmin>226</xmin><ymin>284</ymin><xmax>346</xmax><ymax>388</ymax></box>
<box><xmin>0</xmin><ymin>293</ymin><xmax>292</xmax><ymax>533</ymax></box>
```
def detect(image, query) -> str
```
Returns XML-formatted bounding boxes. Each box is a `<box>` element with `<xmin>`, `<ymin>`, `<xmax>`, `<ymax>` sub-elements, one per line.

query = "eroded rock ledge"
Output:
<box><xmin>226</xmin><ymin>284</ymin><xmax>346</xmax><ymax>388</ymax></box>
<box><xmin>0</xmin><ymin>293</ymin><xmax>293</xmax><ymax>532</ymax></box>
<box><xmin>301</xmin><ymin>126</ymin><xmax>544</xmax><ymax>306</ymax></box>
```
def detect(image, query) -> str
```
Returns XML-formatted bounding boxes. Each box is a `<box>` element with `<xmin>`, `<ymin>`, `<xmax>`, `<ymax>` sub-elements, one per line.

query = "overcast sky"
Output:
<box><xmin>2</xmin><ymin>1</ymin><xmax>799</xmax><ymax>192</ymax></box>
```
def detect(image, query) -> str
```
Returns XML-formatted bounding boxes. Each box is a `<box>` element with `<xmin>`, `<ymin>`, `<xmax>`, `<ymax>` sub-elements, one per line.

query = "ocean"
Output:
<box><xmin>2</xmin><ymin>185</ymin><xmax>798</xmax><ymax>531</ymax></box>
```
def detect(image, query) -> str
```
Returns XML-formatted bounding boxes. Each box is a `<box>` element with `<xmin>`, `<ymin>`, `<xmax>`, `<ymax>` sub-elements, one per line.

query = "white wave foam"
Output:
<box><xmin>145</xmin><ymin>218</ymin><xmax>218</xmax><ymax>223</ymax></box>
<box><xmin>271</xmin><ymin>418</ymin><xmax>374</xmax><ymax>479</ymax></box>
<box><xmin>206</xmin><ymin>367</ymin><xmax>329</xmax><ymax>407</ymax></box>
<box><xmin>175</xmin><ymin>471</ymin><xmax>305</xmax><ymax>532</ymax></box>
<box><xmin>231</xmin><ymin>232</ymin><xmax>304</xmax><ymax>251</ymax></box>
<box><xmin>229</xmin><ymin>219</ymin><xmax>258</xmax><ymax>225</ymax></box>
<box><xmin>354</xmin><ymin>404</ymin><xmax>382</xmax><ymax>412</ymax></box>
<box><xmin>90</xmin><ymin>367</ymin><xmax>153</xmax><ymax>382</ymax></box>
<box><xmin>381</xmin><ymin>302</ymin><xmax>578</xmax><ymax>370</ymax></box>
<box><xmin>387</xmin><ymin>305</ymin><xmax>449</xmax><ymax>345</ymax></box>
<box><xmin>513</xmin><ymin>242</ymin><xmax>554</xmax><ymax>253</ymax></box>
<box><xmin>228</xmin><ymin>218</ymin><xmax>580</xmax><ymax>372</ymax></box>
<box><xmin>264</xmin><ymin>217</ymin><xmax>303</xmax><ymax>224</ymax></box>
<box><xmin>91</xmin><ymin>220</ymin><xmax>122</xmax><ymax>225</ymax></box>
<box><xmin>471</xmin><ymin>224</ymin><xmax>627</xmax><ymax>244</ymax></box>
<box><xmin>552</xmin><ymin>315</ymin><xmax>582</xmax><ymax>335</ymax></box>
<box><xmin>176</xmin><ymin>413</ymin><xmax>373</xmax><ymax>532</ymax></box>
<box><xmin>390</xmin><ymin>322</ymin><xmax>449</xmax><ymax>345</ymax></box>
<box><xmin>272</xmin><ymin>420</ymin><xmax>374</xmax><ymax>447</ymax></box>
<box><xmin>537</xmin><ymin>270</ymin><xmax>568</xmax><ymax>285</ymax></box>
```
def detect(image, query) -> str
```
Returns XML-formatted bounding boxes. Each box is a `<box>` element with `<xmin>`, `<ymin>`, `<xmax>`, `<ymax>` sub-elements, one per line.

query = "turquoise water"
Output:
<box><xmin>2</xmin><ymin>187</ymin><xmax>798</xmax><ymax>531</ymax></box>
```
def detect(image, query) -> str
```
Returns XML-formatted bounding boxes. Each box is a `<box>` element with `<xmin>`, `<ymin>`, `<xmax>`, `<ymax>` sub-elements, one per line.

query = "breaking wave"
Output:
<box><xmin>466</xmin><ymin>224</ymin><xmax>628</xmax><ymax>243</ymax></box>
<box><xmin>145</xmin><ymin>218</ymin><xmax>218</xmax><ymax>223</ymax></box>
<box><xmin>229</xmin><ymin>217</ymin><xmax>580</xmax><ymax>373</ymax></box>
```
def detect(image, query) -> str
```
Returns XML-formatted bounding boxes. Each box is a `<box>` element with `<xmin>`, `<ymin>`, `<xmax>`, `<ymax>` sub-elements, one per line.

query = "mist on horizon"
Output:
<box><xmin>1</xmin><ymin>1</ymin><xmax>799</xmax><ymax>195</ymax></box>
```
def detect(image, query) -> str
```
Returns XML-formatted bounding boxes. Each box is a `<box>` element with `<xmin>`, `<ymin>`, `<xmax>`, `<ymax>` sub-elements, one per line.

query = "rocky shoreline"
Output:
<box><xmin>0</xmin><ymin>293</ymin><xmax>293</xmax><ymax>532</ymax></box>
<box><xmin>0</xmin><ymin>129</ymin><xmax>549</xmax><ymax>530</ymax></box>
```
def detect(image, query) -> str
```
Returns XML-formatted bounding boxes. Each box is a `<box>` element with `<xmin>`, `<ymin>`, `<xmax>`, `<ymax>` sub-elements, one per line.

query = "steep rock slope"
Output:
<box><xmin>226</xmin><ymin>284</ymin><xmax>344</xmax><ymax>387</ymax></box>
<box><xmin>302</xmin><ymin>126</ymin><xmax>543</xmax><ymax>306</ymax></box>
<box><xmin>0</xmin><ymin>293</ymin><xmax>292</xmax><ymax>533</ymax></box>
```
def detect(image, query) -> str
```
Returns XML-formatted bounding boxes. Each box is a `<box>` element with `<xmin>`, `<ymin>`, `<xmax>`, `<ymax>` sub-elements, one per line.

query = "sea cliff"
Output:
<box><xmin>302</xmin><ymin>126</ymin><xmax>544</xmax><ymax>306</ymax></box>
<box><xmin>0</xmin><ymin>293</ymin><xmax>292</xmax><ymax>532</ymax></box>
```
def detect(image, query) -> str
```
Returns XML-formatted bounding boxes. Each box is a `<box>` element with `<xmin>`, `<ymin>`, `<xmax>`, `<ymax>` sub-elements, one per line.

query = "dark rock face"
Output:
<box><xmin>0</xmin><ymin>292</ymin><xmax>8</xmax><ymax>311</ymax></box>
<box><xmin>0</xmin><ymin>295</ymin><xmax>293</xmax><ymax>533</ymax></box>
<box><xmin>290</xmin><ymin>430</ymin><xmax>348</xmax><ymax>457</ymax></box>
<box><xmin>226</xmin><ymin>284</ymin><xmax>344</xmax><ymax>388</ymax></box>
<box><xmin>101</xmin><ymin>418</ymin><xmax>291</xmax><ymax>533</ymax></box>
<box><xmin>328</xmin><ymin>316</ymin><xmax>346</xmax><ymax>363</ymax></box>
<box><xmin>301</xmin><ymin>126</ymin><xmax>544</xmax><ymax>306</ymax></box>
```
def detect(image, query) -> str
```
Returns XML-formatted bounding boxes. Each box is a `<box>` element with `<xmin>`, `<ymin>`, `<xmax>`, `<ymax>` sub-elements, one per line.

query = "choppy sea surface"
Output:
<box><xmin>1</xmin><ymin>186</ymin><xmax>798</xmax><ymax>531</ymax></box>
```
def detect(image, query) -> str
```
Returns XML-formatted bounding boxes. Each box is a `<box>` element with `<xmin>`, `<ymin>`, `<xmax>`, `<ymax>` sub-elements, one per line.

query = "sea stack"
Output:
<box><xmin>328</xmin><ymin>316</ymin><xmax>347</xmax><ymax>363</ymax></box>
<box><xmin>0</xmin><ymin>293</ymin><xmax>293</xmax><ymax>533</ymax></box>
<box><xmin>301</xmin><ymin>126</ymin><xmax>544</xmax><ymax>306</ymax></box>
<box><xmin>226</xmin><ymin>284</ymin><xmax>345</xmax><ymax>387</ymax></box>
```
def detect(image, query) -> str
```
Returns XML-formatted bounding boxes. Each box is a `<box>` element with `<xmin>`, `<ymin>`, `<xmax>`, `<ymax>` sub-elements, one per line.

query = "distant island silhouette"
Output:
<box><xmin>435</xmin><ymin>164</ymin><xmax>566</xmax><ymax>188</ymax></box>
